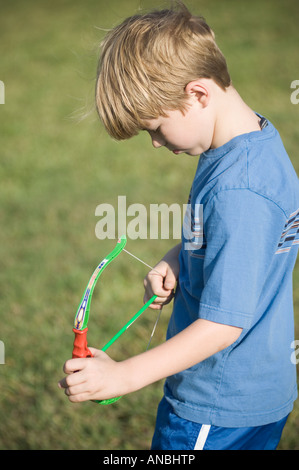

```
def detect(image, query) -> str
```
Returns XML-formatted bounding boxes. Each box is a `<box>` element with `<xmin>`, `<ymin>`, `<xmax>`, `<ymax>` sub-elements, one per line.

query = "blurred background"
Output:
<box><xmin>0</xmin><ymin>0</ymin><xmax>298</xmax><ymax>450</ymax></box>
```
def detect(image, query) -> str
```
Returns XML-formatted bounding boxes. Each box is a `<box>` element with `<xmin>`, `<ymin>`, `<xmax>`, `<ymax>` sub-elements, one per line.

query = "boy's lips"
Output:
<box><xmin>166</xmin><ymin>145</ymin><xmax>186</xmax><ymax>154</ymax></box>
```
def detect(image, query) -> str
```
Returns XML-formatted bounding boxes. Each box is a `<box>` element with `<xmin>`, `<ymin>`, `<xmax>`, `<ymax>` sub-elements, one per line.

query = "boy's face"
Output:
<box><xmin>143</xmin><ymin>95</ymin><xmax>214</xmax><ymax>156</ymax></box>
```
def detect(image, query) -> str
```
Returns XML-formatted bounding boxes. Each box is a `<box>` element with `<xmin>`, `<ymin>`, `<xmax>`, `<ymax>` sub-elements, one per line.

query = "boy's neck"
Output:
<box><xmin>211</xmin><ymin>85</ymin><xmax>261</xmax><ymax>149</ymax></box>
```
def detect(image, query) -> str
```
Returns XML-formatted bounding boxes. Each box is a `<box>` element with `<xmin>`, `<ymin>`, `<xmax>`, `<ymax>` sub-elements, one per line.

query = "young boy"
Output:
<box><xmin>58</xmin><ymin>4</ymin><xmax>299</xmax><ymax>450</ymax></box>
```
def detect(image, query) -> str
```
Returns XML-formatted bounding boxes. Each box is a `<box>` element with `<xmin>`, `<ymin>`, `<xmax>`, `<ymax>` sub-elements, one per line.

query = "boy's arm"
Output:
<box><xmin>58</xmin><ymin>318</ymin><xmax>242</xmax><ymax>403</ymax></box>
<box><xmin>121</xmin><ymin>318</ymin><xmax>242</xmax><ymax>393</ymax></box>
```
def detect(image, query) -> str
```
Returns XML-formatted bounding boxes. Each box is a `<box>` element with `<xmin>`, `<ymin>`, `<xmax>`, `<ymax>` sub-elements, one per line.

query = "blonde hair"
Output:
<box><xmin>96</xmin><ymin>3</ymin><xmax>231</xmax><ymax>140</ymax></box>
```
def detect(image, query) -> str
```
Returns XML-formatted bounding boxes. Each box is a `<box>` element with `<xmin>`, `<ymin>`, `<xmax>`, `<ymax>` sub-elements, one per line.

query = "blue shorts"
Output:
<box><xmin>151</xmin><ymin>397</ymin><xmax>288</xmax><ymax>450</ymax></box>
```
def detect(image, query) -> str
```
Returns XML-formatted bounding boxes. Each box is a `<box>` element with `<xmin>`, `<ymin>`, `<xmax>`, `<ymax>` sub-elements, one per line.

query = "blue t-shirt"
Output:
<box><xmin>165</xmin><ymin>117</ymin><xmax>299</xmax><ymax>427</ymax></box>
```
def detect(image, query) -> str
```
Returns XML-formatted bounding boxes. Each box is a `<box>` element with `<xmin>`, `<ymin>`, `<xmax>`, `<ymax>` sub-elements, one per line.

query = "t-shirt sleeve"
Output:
<box><xmin>196</xmin><ymin>189</ymin><xmax>286</xmax><ymax>329</ymax></box>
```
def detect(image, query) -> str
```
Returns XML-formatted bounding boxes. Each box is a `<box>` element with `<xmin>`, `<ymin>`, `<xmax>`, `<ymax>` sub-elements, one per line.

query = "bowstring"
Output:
<box><xmin>146</xmin><ymin>308</ymin><xmax>163</xmax><ymax>350</ymax></box>
<box><xmin>123</xmin><ymin>248</ymin><xmax>162</xmax><ymax>276</ymax></box>
<box><xmin>123</xmin><ymin>248</ymin><xmax>164</xmax><ymax>348</ymax></box>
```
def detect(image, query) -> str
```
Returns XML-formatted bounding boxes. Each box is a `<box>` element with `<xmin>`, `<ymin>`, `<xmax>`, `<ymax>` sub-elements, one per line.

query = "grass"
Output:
<box><xmin>0</xmin><ymin>0</ymin><xmax>298</xmax><ymax>450</ymax></box>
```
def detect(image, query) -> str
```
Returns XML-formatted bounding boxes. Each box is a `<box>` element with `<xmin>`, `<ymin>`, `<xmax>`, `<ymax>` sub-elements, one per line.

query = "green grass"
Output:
<box><xmin>0</xmin><ymin>0</ymin><xmax>298</xmax><ymax>450</ymax></box>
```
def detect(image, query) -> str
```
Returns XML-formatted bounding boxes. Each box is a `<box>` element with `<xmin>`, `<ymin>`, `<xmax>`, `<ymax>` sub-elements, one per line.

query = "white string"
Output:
<box><xmin>146</xmin><ymin>308</ymin><xmax>163</xmax><ymax>350</ymax></box>
<box><xmin>123</xmin><ymin>248</ymin><xmax>163</xmax><ymax>349</ymax></box>
<box><xmin>123</xmin><ymin>248</ymin><xmax>163</xmax><ymax>276</ymax></box>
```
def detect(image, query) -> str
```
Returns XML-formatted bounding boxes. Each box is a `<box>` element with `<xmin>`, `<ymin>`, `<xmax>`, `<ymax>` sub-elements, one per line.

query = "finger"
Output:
<box><xmin>63</xmin><ymin>358</ymin><xmax>87</xmax><ymax>374</ymax></box>
<box><xmin>64</xmin><ymin>381</ymin><xmax>107</xmax><ymax>403</ymax></box>
<box><xmin>160</xmin><ymin>290</ymin><xmax>175</xmax><ymax>305</ymax></box>
<box><xmin>88</xmin><ymin>347</ymin><xmax>106</xmax><ymax>357</ymax></box>
<box><xmin>58</xmin><ymin>377</ymin><xmax>68</xmax><ymax>389</ymax></box>
<box><xmin>143</xmin><ymin>292</ymin><xmax>173</xmax><ymax>309</ymax></box>
<box><xmin>58</xmin><ymin>369</ymin><xmax>86</xmax><ymax>390</ymax></box>
<box><xmin>143</xmin><ymin>297</ymin><xmax>162</xmax><ymax>310</ymax></box>
<box><xmin>163</xmin><ymin>269</ymin><xmax>177</xmax><ymax>291</ymax></box>
<box><xmin>148</xmin><ymin>267</ymin><xmax>176</xmax><ymax>292</ymax></box>
<box><xmin>143</xmin><ymin>279</ymin><xmax>174</xmax><ymax>300</ymax></box>
<box><xmin>144</xmin><ymin>275</ymin><xmax>172</xmax><ymax>299</ymax></box>
<box><xmin>65</xmin><ymin>382</ymin><xmax>88</xmax><ymax>398</ymax></box>
<box><xmin>66</xmin><ymin>390</ymin><xmax>92</xmax><ymax>403</ymax></box>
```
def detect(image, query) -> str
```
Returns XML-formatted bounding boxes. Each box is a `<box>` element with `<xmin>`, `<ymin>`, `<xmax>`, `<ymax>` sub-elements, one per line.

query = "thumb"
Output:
<box><xmin>88</xmin><ymin>347</ymin><xmax>107</xmax><ymax>358</ymax></box>
<box><xmin>163</xmin><ymin>268</ymin><xmax>177</xmax><ymax>291</ymax></box>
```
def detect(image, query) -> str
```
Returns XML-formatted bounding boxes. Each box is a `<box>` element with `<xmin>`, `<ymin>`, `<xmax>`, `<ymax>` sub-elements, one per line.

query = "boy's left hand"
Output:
<box><xmin>58</xmin><ymin>347</ymin><xmax>123</xmax><ymax>403</ymax></box>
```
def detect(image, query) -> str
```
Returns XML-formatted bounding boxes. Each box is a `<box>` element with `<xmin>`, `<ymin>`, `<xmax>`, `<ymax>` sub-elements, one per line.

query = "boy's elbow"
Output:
<box><xmin>221</xmin><ymin>325</ymin><xmax>243</xmax><ymax>350</ymax></box>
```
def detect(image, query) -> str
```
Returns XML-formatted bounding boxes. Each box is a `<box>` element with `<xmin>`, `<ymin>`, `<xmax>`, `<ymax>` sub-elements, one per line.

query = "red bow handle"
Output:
<box><xmin>72</xmin><ymin>328</ymin><xmax>93</xmax><ymax>358</ymax></box>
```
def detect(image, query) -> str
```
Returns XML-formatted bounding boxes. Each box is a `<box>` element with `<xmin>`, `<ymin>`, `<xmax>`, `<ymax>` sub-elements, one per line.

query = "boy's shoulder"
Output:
<box><xmin>246</xmin><ymin>120</ymin><xmax>298</xmax><ymax>215</ymax></box>
<box><xmin>193</xmin><ymin>118</ymin><xmax>299</xmax><ymax>218</ymax></box>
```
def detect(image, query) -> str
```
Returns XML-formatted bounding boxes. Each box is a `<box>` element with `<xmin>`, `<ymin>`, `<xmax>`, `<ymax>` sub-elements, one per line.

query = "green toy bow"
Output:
<box><xmin>72</xmin><ymin>235</ymin><xmax>157</xmax><ymax>405</ymax></box>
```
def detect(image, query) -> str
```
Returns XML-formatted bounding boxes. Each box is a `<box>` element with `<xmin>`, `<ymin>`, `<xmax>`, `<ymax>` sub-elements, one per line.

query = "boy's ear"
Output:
<box><xmin>185</xmin><ymin>80</ymin><xmax>210</xmax><ymax>108</ymax></box>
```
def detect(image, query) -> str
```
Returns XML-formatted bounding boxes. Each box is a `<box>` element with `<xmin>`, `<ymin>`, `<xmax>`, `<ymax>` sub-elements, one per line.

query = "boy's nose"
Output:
<box><xmin>148</xmin><ymin>129</ymin><xmax>165</xmax><ymax>148</ymax></box>
<box><xmin>151</xmin><ymin>134</ymin><xmax>165</xmax><ymax>148</ymax></box>
<box><xmin>152</xmin><ymin>138</ymin><xmax>163</xmax><ymax>148</ymax></box>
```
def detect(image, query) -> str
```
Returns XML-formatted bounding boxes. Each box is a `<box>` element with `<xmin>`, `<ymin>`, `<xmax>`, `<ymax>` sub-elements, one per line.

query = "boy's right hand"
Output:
<box><xmin>143</xmin><ymin>243</ymin><xmax>181</xmax><ymax>310</ymax></box>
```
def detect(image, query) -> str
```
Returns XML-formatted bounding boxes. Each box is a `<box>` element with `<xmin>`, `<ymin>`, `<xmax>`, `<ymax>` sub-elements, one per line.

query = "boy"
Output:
<box><xmin>58</xmin><ymin>4</ymin><xmax>299</xmax><ymax>450</ymax></box>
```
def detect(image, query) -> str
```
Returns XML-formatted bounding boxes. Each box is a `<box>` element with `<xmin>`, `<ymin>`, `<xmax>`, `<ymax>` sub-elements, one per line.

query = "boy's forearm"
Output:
<box><xmin>162</xmin><ymin>242</ymin><xmax>182</xmax><ymax>263</ymax></box>
<box><xmin>120</xmin><ymin>319</ymin><xmax>242</xmax><ymax>396</ymax></box>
